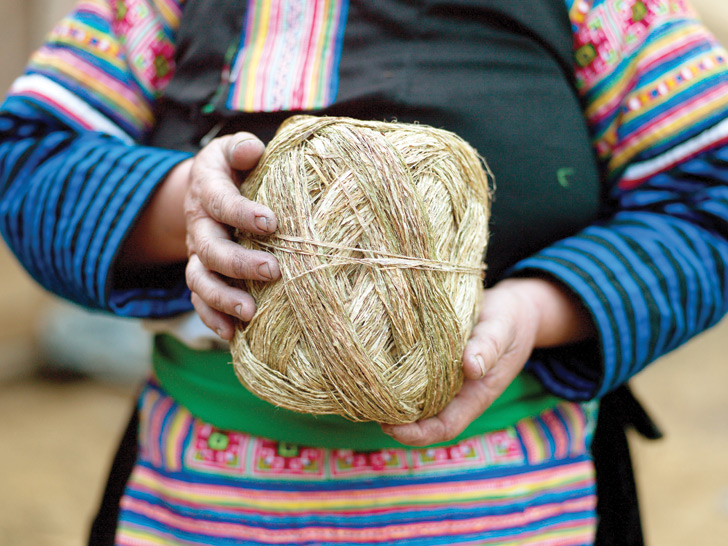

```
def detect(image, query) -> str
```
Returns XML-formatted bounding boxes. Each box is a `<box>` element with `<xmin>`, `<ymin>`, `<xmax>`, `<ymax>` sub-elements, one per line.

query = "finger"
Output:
<box><xmin>191</xmin><ymin>292</ymin><xmax>236</xmax><ymax>340</ymax></box>
<box><xmin>190</xmin><ymin>216</ymin><xmax>280</xmax><ymax>280</ymax></box>
<box><xmin>225</xmin><ymin>134</ymin><xmax>266</xmax><ymax>172</ymax></box>
<box><xmin>193</xmin><ymin>172</ymin><xmax>277</xmax><ymax>236</ymax></box>
<box><xmin>382</xmin><ymin>380</ymin><xmax>493</xmax><ymax>446</ymax></box>
<box><xmin>186</xmin><ymin>254</ymin><xmax>258</xmax><ymax>322</ymax></box>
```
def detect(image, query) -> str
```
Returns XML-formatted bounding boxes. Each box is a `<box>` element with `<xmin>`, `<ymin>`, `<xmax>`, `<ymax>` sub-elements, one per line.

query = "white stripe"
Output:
<box><xmin>9</xmin><ymin>74</ymin><xmax>133</xmax><ymax>144</ymax></box>
<box><xmin>622</xmin><ymin>116</ymin><xmax>728</xmax><ymax>182</ymax></box>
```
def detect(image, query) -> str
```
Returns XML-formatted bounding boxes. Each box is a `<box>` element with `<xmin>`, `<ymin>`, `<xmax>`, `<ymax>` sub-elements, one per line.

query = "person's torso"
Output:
<box><xmin>150</xmin><ymin>0</ymin><xmax>602</xmax><ymax>280</ymax></box>
<box><xmin>148</xmin><ymin>0</ymin><xmax>602</xmax><ymax>448</ymax></box>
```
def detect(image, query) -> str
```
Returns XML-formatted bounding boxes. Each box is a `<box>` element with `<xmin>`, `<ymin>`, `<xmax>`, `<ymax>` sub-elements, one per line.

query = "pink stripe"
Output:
<box><xmin>557</xmin><ymin>403</ymin><xmax>586</xmax><ymax>456</ymax></box>
<box><xmin>120</xmin><ymin>495</ymin><xmax>595</xmax><ymax>543</ymax></box>
<box><xmin>130</xmin><ymin>460</ymin><xmax>593</xmax><ymax>503</ymax></box>
<box><xmin>612</xmin><ymin>85</ymin><xmax>728</xmax><ymax>158</ymax></box>
<box><xmin>173</xmin><ymin>414</ymin><xmax>193</xmax><ymax>463</ymax></box>
<box><xmin>585</xmin><ymin>37</ymin><xmax>714</xmax><ymax>124</ymax></box>
<box><xmin>148</xmin><ymin>396</ymin><xmax>175</xmax><ymax>468</ymax></box>
<box><xmin>289</xmin><ymin>2</ymin><xmax>316</xmax><ymax>108</ymax></box>
<box><xmin>127</xmin><ymin>474</ymin><xmax>595</xmax><ymax>520</ymax></box>
<box><xmin>35</xmin><ymin>47</ymin><xmax>147</xmax><ymax>107</ymax></box>
<box><xmin>138</xmin><ymin>388</ymin><xmax>160</xmax><ymax>462</ymax></box>
<box><xmin>638</xmin><ymin>34</ymin><xmax>709</xmax><ymax>75</ymax></box>
<box><xmin>73</xmin><ymin>0</ymin><xmax>113</xmax><ymax>19</ymax></box>
<box><xmin>518</xmin><ymin>420</ymin><xmax>550</xmax><ymax>464</ymax></box>
<box><xmin>544</xmin><ymin>411</ymin><xmax>570</xmax><ymax>460</ymax></box>
<box><xmin>464</xmin><ymin>518</ymin><xmax>597</xmax><ymax>546</ymax></box>
<box><xmin>301</xmin><ymin>0</ymin><xmax>325</xmax><ymax>107</ymax></box>
<box><xmin>12</xmin><ymin>90</ymin><xmax>94</xmax><ymax>130</ymax></box>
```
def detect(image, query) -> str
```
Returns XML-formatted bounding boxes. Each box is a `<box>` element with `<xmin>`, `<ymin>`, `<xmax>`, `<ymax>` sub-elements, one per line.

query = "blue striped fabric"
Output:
<box><xmin>512</xmin><ymin>147</ymin><xmax>728</xmax><ymax>398</ymax></box>
<box><xmin>0</xmin><ymin>100</ymin><xmax>192</xmax><ymax>317</ymax></box>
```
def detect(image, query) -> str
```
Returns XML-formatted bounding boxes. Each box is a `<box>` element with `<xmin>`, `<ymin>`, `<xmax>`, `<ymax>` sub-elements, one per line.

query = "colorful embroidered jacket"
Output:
<box><xmin>1</xmin><ymin>0</ymin><xmax>728</xmax><ymax>404</ymax></box>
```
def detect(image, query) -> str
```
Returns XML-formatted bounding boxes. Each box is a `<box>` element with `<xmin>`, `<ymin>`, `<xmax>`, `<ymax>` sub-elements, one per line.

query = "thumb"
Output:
<box><xmin>462</xmin><ymin>317</ymin><xmax>512</xmax><ymax>381</ymax></box>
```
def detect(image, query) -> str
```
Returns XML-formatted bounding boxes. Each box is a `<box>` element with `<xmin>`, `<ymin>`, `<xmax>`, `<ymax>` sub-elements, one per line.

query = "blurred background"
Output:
<box><xmin>0</xmin><ymin>1</ymin><xmax>726</xmax><ymax>545</ymax></box>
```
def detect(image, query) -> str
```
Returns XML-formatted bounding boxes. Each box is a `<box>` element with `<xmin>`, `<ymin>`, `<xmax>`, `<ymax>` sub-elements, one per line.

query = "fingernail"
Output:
<box><xmin>255</xmin><ymin>215</ymin><xmax>270</xmax><ymax>232</ymax></box>
<box><xmin>215</xmin><ymin>327</ymin><xmax>223</xmax><ymax>338</ymax></box>
<box><xmin>381</xmin><ymin>425</ymin><xmax>394</xmax><ymax>437</ymax></box>
<box><xmin>231</xmin><ymin>138</ymin><xmax>253</xmax><ymax>154</ymax></box>
<box><xmin>474</xmin><ymin>355</ymin><xmax>486</xmax><ymax>378</ymax></box>
<box><xmin>232</xmin><ymin>138</ymin><xmax>264</xmax><ymax>161</ymax></box>
<box><xmin>234</xmin><ymin>304</ymin><xmax>243</xmax><ymax>319</ymax></box>
<box><xmin>229</xmin><ymin>139</ymin><xmax>250</xmax><ymax>164</ymax></box>
<box><xmin>258</xmin><ymin>262</ymin><xmax>272</xmax><ymax>279</ymax></box>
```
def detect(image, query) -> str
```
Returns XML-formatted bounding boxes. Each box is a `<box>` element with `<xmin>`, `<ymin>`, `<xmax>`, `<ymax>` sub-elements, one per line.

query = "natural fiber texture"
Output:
<box><xmin>231</xmin><ymin>115</ymin><xmax>492</xmax><ymax>424</ymax></box>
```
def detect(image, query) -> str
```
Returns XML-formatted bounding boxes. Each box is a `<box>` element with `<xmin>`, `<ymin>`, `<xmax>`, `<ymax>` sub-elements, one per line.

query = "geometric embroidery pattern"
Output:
<box><xmin>411</xmin><ymin>437</ymin><xmax>488</xmax><ymax>472</ymax></box>
<box><xmin>185</xmin><ymin>422</ymin><xmax>248</xmax><ymax>474</ymax></box>
<box><xmin>250</xmin><ymin>439</ymin><xmax>326</xmax><ymax>479</ymax></box>
<box><xmin>330</xmin><ymin>448</ymin><xmax>410</xmax><ymax>478</ymax></box>
<box><xmin>483</xmin><ymin>429</ymin><xmax>526</xmax><ymax>466</ymax></box>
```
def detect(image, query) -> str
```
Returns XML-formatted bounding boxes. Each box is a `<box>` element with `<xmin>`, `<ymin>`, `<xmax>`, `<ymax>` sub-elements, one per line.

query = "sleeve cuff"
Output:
<box><xmin>93</xmin><ymin>144</ymin><xmax>194</xmax><ymax>317</ymax></box>
<box><xmin>507</xmin><ymin>245</ymin><xmax>620</xmax><ymax>401</ymax></box>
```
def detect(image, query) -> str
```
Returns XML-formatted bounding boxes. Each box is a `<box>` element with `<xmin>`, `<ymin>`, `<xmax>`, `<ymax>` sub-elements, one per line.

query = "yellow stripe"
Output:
<box><xmin>152</xmin><ymin>0</ymin><xmax>183</xmax><ymax>30</ymax></box>
<box><xmin>117</xmin><ymin>524</ymin><xmax>170</xmax><ymax>545</ymax></box>
<box><xmin>608</xmin><ymin>91</ymin><xmax>728</xmax><ymax>171</ymax></box>
<box><xmin>48</xmin><ymin>21</ymin><xmax>125</xmax><ymax>70</ymax></box>
<box><xmin>244</xmin><ymin>1</ymin><xmax>273</xmax><ymax>110</ymax></box>
<box><xmin>31</xmin><ymin>51</ymin><xmax>153</xmax><ymax>127</ymax></box>
<box><xmin>304</xmin><ymin>0</ymin><xmax>332</xmax><ymax>109</ymax></box>
<box><xmin>83</xmin><ymin>0</ymin><xmax>110</xmax><ymax>11</ymax></box>
<box><xmin>494</xmin><ymin>524</ymin><xmax>594</xmax><ymax>546</ymax></box>
<box><xmin>164</xmin><ymin>410</ymin><xmax>190</xmax><ymax>471</ymax></box>
<box><xmin>132</xmin><ymin>465</ymin><xmax>593</xmax><ymax>511</ymax></box>
<box><xmin>520</xmin><ymin>419</ymin><xmax>547</xmax><ymax>462</ymax></box>
<box><xmin>621</xmin><ymin>59</ymin><xmax>724</xmax><ymax>126</ymax></box>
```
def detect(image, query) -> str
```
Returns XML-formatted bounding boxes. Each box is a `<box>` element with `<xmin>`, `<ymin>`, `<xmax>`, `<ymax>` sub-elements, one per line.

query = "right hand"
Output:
<box><xmin>183</xmin><ymin>133</ymin><xmax>280</xmax><ymax>339</ymax></box>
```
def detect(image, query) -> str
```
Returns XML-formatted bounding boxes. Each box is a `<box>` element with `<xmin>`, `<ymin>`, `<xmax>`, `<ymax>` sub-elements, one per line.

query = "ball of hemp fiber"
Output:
<box><xmin>231</xmin><ymin>115</ymin><xmax>493</xmax><ymax>424</ymax></box>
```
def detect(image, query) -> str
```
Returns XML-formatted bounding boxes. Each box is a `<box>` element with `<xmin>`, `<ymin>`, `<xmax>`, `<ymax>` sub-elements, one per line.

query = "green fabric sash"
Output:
<box><xmin>152</xmin><ymin>333</ymin><xmax>563</xmax><ymax>450</ymax></box>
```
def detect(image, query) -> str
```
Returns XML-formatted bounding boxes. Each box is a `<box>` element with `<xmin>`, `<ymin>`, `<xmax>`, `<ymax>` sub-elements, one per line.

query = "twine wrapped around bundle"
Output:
<box><xmin>231</xmin><ymin>115</ymin><xmax>493</xmax><ymax>424</ymax></box>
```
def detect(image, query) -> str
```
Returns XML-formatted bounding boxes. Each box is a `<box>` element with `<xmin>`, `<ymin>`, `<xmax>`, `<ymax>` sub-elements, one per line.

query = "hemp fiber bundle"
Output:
<box><xmin>231</xmin><ymin>115</ymin><xmax>492</xmax><ymax>424</ymax></box>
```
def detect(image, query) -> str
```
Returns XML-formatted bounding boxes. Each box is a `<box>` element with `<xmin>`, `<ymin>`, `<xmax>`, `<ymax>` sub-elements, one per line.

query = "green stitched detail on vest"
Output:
<box><xmin>557</xmin><ymin>167</ymin><xmax>576</xmax><ymax>188</ymax></box>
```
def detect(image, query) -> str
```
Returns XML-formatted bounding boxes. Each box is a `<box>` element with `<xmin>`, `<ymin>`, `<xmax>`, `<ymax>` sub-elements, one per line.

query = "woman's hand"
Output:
<box><xmin>184</xmin><ymin>134</ymin><xmax>280</xmax><ymax>339</ymax></box>
<box><xmin>381</xmin><ymin>277</ymin><xmax>595</xmax><ymax>446</ymax></box>
<box><xmin>120</xmin><ymin>132</ymin><xmax>280</xmax><ymax>339</ymax></box>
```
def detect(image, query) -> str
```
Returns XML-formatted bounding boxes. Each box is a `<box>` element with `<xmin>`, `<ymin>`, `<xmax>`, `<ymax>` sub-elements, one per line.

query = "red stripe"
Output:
<box><xmin>14</xmin><ymin>91</ymin><xmax>93</xmax><ymax>130</ymax></box>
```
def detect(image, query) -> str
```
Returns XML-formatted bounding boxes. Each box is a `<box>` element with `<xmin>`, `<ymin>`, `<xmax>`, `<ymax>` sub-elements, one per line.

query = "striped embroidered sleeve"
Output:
<box><xmin>509</xmin><ymin>0</ymin><xmax>728</xmax><ymax>399</ymax></box>
<box><xmin>0</xmin><ymin>0</ymin><xmax>193</xmax><ymax>317</ymax></box>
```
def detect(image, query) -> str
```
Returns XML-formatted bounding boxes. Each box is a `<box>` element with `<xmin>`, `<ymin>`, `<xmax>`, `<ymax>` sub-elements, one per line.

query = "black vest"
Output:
<box><xmin>149</xmin><ymin>0</ymin><xmax>602</xmax><ymax>282</ymax></box>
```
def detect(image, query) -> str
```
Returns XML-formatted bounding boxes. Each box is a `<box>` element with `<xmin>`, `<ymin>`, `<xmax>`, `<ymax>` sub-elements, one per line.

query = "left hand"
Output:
<box><xmin>381</xmin><ymin>277</ymin><xmax>595</xmax><ymax>446</ymax></box>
